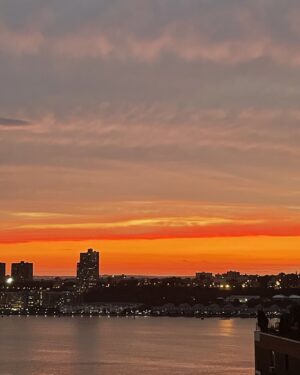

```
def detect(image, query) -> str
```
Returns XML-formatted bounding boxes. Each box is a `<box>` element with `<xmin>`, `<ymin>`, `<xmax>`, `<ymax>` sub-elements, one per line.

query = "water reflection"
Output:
<box><xmin>0</xmin><ymin>317</ymin><xmax>255</xmax><ymax>375</ymax></box>
<box><xmin>219</xmin><ymin>319</ymin><xmax>234</xmax><ymax>336</ymax></box>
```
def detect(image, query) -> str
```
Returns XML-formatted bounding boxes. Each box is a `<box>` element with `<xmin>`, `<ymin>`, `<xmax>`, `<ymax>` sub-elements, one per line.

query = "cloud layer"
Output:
<box><xmin>1</xmin><ymin>1</ymin><xmax>300</xmax><ymax>272</ymax></box>
<box><xmin>1</xmin><ymin>0</ymin><xmax>300</xmax><ymax>65</ymax></box>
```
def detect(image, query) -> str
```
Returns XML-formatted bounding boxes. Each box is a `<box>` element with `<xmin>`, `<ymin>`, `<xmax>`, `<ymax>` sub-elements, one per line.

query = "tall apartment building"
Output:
<box><xmin>11</xmin><ymin>261</ymin><xmax>33</xmax><ymax>281</ymax></box>
<box><xmin>76</xmin><ymin>249</ymin><xmax>100</xmax><ymax>291</ymax></box>
<box><xmin>0</xmin><ymin>263</ymin><xmax>6</xmax><ymax>281</ymax></box>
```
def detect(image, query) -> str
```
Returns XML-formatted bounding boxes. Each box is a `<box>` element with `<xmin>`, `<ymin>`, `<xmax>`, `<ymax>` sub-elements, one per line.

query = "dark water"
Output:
<box><xmin>0</xmin><ymin>317</ymin><xmax>255</xmax><ymax>375</ymax></box>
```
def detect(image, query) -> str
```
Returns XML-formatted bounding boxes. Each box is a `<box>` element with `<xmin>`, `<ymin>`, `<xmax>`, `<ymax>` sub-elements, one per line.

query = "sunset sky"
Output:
<box><xmin>1</xmin><ymin>0</ymin><xmax>300</xmax><ymax>275</ymax></box>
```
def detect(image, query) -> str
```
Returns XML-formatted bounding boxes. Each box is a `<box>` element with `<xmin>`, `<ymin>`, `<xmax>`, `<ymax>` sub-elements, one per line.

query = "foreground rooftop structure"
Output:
<box><xmin>255</xmin><ymin>308</ymin><xmax>300</xmax><ymax>374</ymax></box>
<box><xmin>255</xmin><ymin>331</ymin><xmax>300</xmax><ymax>374</ymax></box>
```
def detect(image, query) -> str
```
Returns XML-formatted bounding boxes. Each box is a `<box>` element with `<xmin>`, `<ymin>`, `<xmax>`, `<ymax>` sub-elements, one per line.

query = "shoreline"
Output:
<box><xmin>0</xmin><ymin>312</ymin><xmax>259</xmax><ymax>319</ymax></box>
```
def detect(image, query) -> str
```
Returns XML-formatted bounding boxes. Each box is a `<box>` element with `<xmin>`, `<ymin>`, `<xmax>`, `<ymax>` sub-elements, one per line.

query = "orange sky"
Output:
<box><xmin>1</xmin><ymin>201</ymin><xmax>300</xmax><ymax>275</ymax></box>
<box><xmin>0</xmin><ymin>236</ymin><xmax>300</xmax><ymax>276</ymax></box>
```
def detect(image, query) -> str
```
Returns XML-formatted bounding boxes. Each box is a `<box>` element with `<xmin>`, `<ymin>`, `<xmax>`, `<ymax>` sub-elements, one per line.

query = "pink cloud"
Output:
<box><xmin>0</xmin><ymin>25</ymin><xmax>44</xmax><ymax>56</ymax></box>
<box><xmin>1</xmin><ymin>19</ymin><xmax>300</xmax><ymax>67</ymax></box>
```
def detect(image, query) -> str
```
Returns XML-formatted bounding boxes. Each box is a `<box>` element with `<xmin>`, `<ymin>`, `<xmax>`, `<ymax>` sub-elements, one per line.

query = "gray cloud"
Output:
<box><xmin>1</xmin><ymin>0</ymin><xmax>300</xmax><ymax>65</ymax></box>
<box><xmin>1</xmin><ymin>0</ymin><xmax>300</xmax><ymax>210</ymax></box>
<box><xmin>0</xmin><ymin>117</ymin><xmax>31</xmax><ymax>127</ymax></box>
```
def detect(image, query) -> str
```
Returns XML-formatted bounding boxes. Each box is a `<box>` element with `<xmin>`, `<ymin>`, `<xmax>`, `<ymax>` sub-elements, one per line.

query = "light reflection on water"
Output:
<box><xmin>0</xmin><ymin>317</ymin><xmax>255</xmax><ymax>375</ymax></box>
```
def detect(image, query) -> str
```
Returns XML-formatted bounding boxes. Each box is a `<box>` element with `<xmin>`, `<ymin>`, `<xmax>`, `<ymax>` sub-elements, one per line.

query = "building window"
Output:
<box><xmin>270</xmin><ymin>350</ymin><xmax>276</xmax><ymax>368</ymax></box>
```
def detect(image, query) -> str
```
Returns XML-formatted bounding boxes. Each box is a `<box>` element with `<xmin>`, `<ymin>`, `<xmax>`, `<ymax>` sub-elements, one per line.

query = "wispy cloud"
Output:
<box><xmin>1</xmin><ymin>0</ymin><xmax>300</xmax><ymax>257</ymax></box>
<box><xmin>2</xmin><ymin>17</ymin><xmax>300</xmax><ymax>67</ymax></box>
<box><xmin>1</xmin><ymin>1</ymin><xmax>300</xmax><ymax>66</ymax></box>
<box><xmin>0</xmin><ymin>117</ymin><xmax>31</xmax><ymax>127</ymax></box>
<box><xmin>17</xmin><ymin>216</ymin><xmax>236</xmax><ymax>230</ymax></box>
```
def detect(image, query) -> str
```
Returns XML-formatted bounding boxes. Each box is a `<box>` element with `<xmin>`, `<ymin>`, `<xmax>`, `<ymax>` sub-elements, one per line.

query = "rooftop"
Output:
<box><xmin>258</xmin><ymin>305</ymin><xmax>300</xmax><ymax>342</ymax></box>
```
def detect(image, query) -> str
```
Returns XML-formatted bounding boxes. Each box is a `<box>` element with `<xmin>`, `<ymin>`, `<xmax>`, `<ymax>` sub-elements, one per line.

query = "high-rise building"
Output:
<box><xmin>0</xmin><ymin>263</ymin><xmax>6</xmax><ymax>281</ymax></box>
<box><xmin>77</xmin><ymin>249</ymin><xmax>100</xmax><ymax>291</ymax></box>
<box><xmin>11</xmin><ymin>261</ymin><xmax>33</xmax><ymax>281</ymax></box>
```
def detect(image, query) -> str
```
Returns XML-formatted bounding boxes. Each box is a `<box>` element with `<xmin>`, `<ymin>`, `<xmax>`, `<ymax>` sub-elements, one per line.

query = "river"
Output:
<box><xmin>0</xmin><ymin>317</ymin><xmax>255</xmax><ymax>375</ymax></box>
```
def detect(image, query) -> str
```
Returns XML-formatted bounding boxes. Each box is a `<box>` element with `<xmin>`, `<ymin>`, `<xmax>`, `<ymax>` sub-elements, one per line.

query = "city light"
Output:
<box><xmin>6</xmin><ymin>277</ymin><xmax>13</xmax><ymax>285</ymax></box>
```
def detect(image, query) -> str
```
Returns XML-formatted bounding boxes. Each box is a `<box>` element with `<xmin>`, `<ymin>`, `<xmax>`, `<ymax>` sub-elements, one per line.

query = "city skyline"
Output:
<box><xmin>0</xmin><ymin>247</ymin><xmax>298</xmax><ymax>278</ymax></box>
<box><xmin>1</xmin><ymin>1</ymin><xmax>300</xmax><ymax>275</ymax></box>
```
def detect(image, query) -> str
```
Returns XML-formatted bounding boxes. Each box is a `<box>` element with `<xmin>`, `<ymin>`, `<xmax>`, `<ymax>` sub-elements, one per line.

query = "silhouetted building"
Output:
<box><xmin>0</xmin><ymin>263</ymin><xmax>6</xmax><ymax>281</ymax></box>
<box><xmin>195</xmin><ymin>272</ymin><xmax>213</xmax><ymax>280</ymax></box>
<box><xmin>11</xmin><ymin>261</ymin><xmax>33</xmax><ymax>281</ymax></box>
<box><xmin>255</xmin><ymin>308</ymin><xmax>300</xmax><ymax>374</ymax></box>
<box><xmin>224</xmin><ymin>270</ymin><xmax>241</xmax><ymax>281</ymax></box>
<box><xmin>77</xmin><ymin>249</ymin><xmax>99</xmax><ymax>291</ymax></box>
<box><xmin>255</xmin><ymin>331</ymin><xmax>300</xmax><ymax>374</ymax></box>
